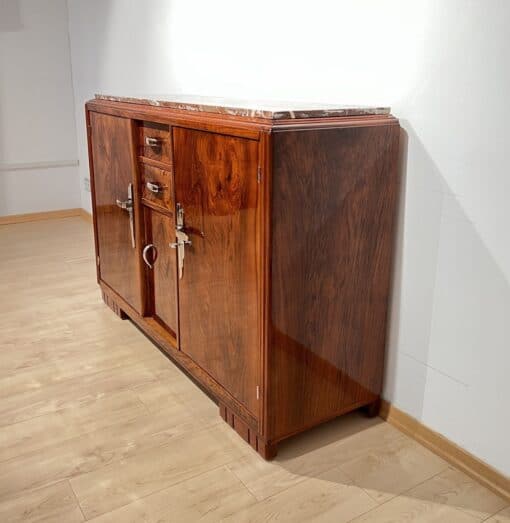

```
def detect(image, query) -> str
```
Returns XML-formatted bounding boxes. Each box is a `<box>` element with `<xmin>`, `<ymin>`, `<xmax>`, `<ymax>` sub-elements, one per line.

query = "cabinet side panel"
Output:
<box><xmin>268</xmin><ymin>124</ymin><xmax>400</xmax><ymax>441</ymax></box>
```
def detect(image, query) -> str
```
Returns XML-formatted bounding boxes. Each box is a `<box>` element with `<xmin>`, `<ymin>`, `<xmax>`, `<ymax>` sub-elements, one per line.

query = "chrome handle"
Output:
<box><xmin>142</xmin><ymin>244</ymin><xmax>156</xmax><ymax>269</ymax></box>
<box><xmin>115</xmin><ymin>199</ymin><xmax>132</xmax><ymax>210</ymax></box>
<box><xmin>170</xmin><ymin>229</ymin><xmax>192</xmax><ymax>279</ymax></box>
<box><xmin>127</xmin><ymin>183</ymin><xmax>135</xmax><ymax>248</ymax></box>
<box><xmin>169</xmin><ymin>239</ymin><xmax>192</xmax><ymax>248</ymax></box>
<box><xmin>145</xmin><ymin>137</ymin><xmax>161</xmax><ymax>147</ymax></box>
<box><xmin>176</xmin><ymin>202</ymin><xmax>184</xmax><ymax>231</ymax></box>
<box><xmin>116</xmin><ymin>183</ymin><xmax>135</xmax><ymax>248</ymax></box>
<box><xmin>146</xmin><ymin>181</ymin><xmax>161</xmax><ymax>194</ymax></box>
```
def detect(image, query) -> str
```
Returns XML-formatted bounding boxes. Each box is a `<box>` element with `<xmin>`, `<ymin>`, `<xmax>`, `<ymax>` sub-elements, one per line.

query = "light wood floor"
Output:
<box><xmin>0</xmin><ymin>217</ymin><xmax>508</xmax><ymax>523</ymax></box>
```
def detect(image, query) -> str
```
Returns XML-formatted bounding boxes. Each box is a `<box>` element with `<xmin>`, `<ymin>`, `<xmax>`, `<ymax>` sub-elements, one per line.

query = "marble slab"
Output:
<box><xmin>95</xmin><ymin>94</ymin><xmax>390</xmax><ymax>120</ymax></box>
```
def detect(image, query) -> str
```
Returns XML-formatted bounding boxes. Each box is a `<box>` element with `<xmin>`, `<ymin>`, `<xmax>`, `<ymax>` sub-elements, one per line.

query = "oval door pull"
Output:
<box><xmin>142</xmin><ymin>244</ymin><xmax>156</xmax><ymax>269</ymax></box>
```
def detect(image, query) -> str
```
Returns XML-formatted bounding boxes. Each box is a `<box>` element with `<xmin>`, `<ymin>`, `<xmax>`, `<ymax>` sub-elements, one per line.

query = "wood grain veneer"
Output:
<box><xmin>86</xmin><ymin>98</ymin><xmax>401</xmax><ymax>459</ymax></box>
<box><xmin>89</xmin><ymin>112</ymin><xmax>145</xmax><ymax>314</ymax></box>
<box><xmin>267</xmin><ymin>124</ymin><xmax>400</xmax><ymax>442</ymax></box>
<box><xmin>173</xmin><ymin>127</ymin><xmax>261</xmax><ymax>418</ymax></box>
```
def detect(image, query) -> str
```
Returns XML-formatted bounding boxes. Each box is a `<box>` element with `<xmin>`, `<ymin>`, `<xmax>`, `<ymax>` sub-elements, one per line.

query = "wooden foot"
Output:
<box><xmin>259</xmin><ymin>440</ymin><xmax>278</xmax><ymax>460</ymax></box>
<box><xmin>102</xmin><ymin>290</ymin><xmax>128</xmax><ymax>319</ymax></box>
<box><xmin>220</xmin><ymin>403</ymin><xmax>277</xmax><ymax>460</ymax></box>
<box><xmin>363</xmin><ymin>397</ymin><xmax>381</xmax><ymax>418</ymax></box>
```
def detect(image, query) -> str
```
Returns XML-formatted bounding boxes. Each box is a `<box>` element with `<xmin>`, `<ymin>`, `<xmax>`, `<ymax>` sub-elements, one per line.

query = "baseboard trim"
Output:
<box><xmin>0</xmin><ymin>159</ymin><xmax>79</xmax><ymax>172</ymax></box>
<box><xmin>79</xmin><ymin>209</ymin><xmax>93</xmax><ymax>223</ymax></box>
<box><xmin>380</xmin><ymin>400</ymin><xmax>510</xmax><ymax>503</ymax></box>
<box><xmin>0</xmin><ymin>208</ymin><xmax>83</xmax><ymax>225</ymax></box>
<box><xmin>0</xmin><ymin>208</ymin><xmax>94</xmax><ymax>226</ymax></box>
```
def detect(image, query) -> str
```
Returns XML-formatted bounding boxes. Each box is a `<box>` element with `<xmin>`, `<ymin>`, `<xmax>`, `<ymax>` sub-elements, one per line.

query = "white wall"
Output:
<box><xmin>0</xmin><ymin>0</ymin><xmax>80</xmax><ymax>215</ymax></box>
<box><xmin>67</xmin><ymin>0</ymin><xmax>510</xmax><ymax>475</ymax></box>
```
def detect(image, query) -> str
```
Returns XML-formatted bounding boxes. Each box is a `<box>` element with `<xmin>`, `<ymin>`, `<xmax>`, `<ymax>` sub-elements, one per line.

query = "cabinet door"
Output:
<box><xmin>142</xmin><ymin>208</ymin><xmax>179</xmax><ymax>336</ymax></box>
<box><xmin>89</xmin><ymin>112</ymin><xmax>143</xmax><ymax>313</ymax></box>
<box><xmin>173</xmin><ymin>128</ymin><xmax>260</xmax><ymax>416</ymax></box>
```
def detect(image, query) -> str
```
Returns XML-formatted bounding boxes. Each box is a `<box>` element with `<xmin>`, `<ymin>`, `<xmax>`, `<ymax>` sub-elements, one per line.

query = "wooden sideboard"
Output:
<box><xmin>86</xmin><ymin>94</ymin><xmax>400</xmax><ymax>459</ymax></box>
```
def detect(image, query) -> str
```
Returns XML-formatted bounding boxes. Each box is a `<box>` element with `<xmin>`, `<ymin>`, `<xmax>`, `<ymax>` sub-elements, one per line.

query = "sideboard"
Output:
<box><xmin>86</xmin><ymin>94</ymin><xmax>400</xmax><ymax>459</ymax></box>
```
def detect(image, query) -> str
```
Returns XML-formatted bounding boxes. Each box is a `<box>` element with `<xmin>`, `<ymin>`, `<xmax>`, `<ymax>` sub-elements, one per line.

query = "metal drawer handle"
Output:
<box><xmin>142</xmin><ymin>244</ymin><xmax>156</xmax><ymax>269</ymax></box>
<box><xmin>146</xmin><ymin>181</ymin><xmax>161</xmax><ymax>194</ymax></box>
<box><xmin>145</xmin><ymin>137</ymin><xmax>161</xmax><ymax>147</ymax></box>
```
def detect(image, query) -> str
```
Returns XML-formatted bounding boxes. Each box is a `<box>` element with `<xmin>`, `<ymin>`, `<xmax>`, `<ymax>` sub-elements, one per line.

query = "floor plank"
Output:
<box><xmin>69</xmin><ymin>423</ymin><xmax>248</xmax><ymax>519</ymax></box>
<box><xmin>0</xmin><ymin>481</ymin><xmax>84</xmax><ymax>523</ymax></box>
<box><xmin>407</xmin><ymin>467</ymin><xmax>508</xmax><ymax>520</ymax></box>
<box><xmin>87</xmin><ymin>466</ymin><xmax>256</xmax><ymax>522</ymax></box>
<box><xmin>0</xmin><ymin>217</ymin><xmax>507</xmax><ymax>522</ymax></box>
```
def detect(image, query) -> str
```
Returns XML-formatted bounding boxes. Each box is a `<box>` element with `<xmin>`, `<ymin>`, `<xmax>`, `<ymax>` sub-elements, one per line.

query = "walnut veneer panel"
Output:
<box><xmin>268</xmin><ymin>124</ymin><xmax>400</xmax><ymax>441</ymax></box>
<box><xmin>86</xmin><ymin>97</ymin><xmax>401</xmax><ymax>458</ymax></box>
<box><xmin>173</xmin><ymin>127</ymin><xmax>260</xmax><ymax>418</ymax></box>
<box><xmin>89</xmin><ymin>112</ymin><xmax>143</xmax><ymax>314</ymax></box>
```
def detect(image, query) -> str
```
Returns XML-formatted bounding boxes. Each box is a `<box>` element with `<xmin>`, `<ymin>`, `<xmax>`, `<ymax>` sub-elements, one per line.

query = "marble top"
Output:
<box><xmin>95</xmin><ymin>94</ymin><xmax>390</xmax><ymax>120</ymax></box>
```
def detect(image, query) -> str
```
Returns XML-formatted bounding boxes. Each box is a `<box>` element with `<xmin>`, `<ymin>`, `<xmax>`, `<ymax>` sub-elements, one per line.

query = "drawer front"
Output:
<box><xmin>141</xmin><ymin>164</ymin><xmax>174</xmax><ymax>213</ymax></box>
<box><xmin>140</xmin><ymin>121</ymin><xmax>172</xmax><ymax>164</ymax></box>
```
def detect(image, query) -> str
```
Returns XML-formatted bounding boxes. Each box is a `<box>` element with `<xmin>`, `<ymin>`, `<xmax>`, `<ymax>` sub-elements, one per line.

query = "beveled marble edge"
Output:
<box><xmin>94</xmin><ymin>94</ymin><xmax>391</xmax><ymax>120</ymax></box>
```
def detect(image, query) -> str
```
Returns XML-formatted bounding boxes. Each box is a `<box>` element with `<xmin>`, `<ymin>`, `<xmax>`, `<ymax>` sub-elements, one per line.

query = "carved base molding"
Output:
<box><xmin>101</xmin><ymin>290</ymin><xmax>127</xmax><ymax>319</ymax></box>
<box><xmin>220</xmin><ymin>403</ymin><xmax>277</xmax><ymax>460</ymax></box>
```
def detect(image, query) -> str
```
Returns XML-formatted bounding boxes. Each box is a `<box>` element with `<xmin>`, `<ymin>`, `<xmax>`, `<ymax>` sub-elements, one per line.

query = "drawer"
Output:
<box><xmin>141</xmin><ymin>164</ymin><xmax>174</xmax><ymax>212</ymax></box>
<box><xmin>139</xmin><ymin>121</ymin><xmax>172</xmax><ymax>165</ymax></box>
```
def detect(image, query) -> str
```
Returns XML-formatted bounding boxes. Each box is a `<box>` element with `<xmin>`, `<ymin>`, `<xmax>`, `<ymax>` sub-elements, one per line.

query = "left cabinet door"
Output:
<box><xmin>89</xmin><ymin>111</ymin><xmax>144</xmax><ymax>314</ymax></box>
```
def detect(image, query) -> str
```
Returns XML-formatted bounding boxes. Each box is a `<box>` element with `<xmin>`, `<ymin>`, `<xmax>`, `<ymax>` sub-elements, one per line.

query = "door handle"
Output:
<box><xmin>116</xmin><ymin>183</ymin><xmax>135</xmax><ymax>248</ymax></box>
<box><xmin>142</xmin><ymin>244</ymin><xmax>156</xmax><ymax>269</ymax></box>
<box><xmin>169</xmin><ymin>235</ymin><xmax>192</xmax><ymax>249</ymax></box>
<box><xmin>145</xmin><ymin>181</ymin><xmax>161</xmax><ymax>194</ymax></box>
<box><xmin>145</xmin><ymin>137</ymin><xmax>161</xmax><ymax>147</ymax></box>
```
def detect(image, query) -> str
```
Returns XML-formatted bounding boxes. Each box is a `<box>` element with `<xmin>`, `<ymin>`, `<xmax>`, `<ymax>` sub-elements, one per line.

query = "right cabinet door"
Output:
<box><xmin>172</xmin><ymin>127</ymin><xmax>260</xmax><ymax>416</ymax></box>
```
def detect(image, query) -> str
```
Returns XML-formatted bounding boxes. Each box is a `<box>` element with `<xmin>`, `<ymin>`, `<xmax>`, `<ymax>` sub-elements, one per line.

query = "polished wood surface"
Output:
<box><xmin>1</xmin><ymin>218</ymin><xmax>507</xmax><ymax>522</ymax></box>
<box><xmin>86</xmin><ymin>98</ymin><xmax>402</xmax><ymax>458</ymax></box>
<box><xmin>140</xmin><ymin>163</ymin><xmax>175</xmax><ymax>213</ymax></box>
<box><xmin>100</xmin><ymin>283</ymin><xmax>258</xmax><ymax>429</ymax></box>
<box><xmin>139</xmin><ymin>121</ymin><xmax>172</xmax><ymax>165</ymax></box>
<box><xmin>268</xmin><ymin>124</ymin><xmax>400</xmax><ymax>441</ymax></box>
<box><xmin>89</xmin><ymin>111</ymin><xmax>143</xmax><ymax>313</ymax></box>
<box><xmin>172</xmin><ymin>127</ymin><xmax>260</xmax><ymax>417</ymax></box>
<box><xmin>143</xmin><ymin>209</ymin><xmax>178</xmax><ymax>336</ymax></box>
<box><xmin>220</xmin><ymin>403</ymin><xmax>276</xmax><ymax>460</ymax></box>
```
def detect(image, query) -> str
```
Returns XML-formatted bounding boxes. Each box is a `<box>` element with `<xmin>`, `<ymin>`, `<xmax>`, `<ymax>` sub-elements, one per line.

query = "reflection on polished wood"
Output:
<box><xmin>89</xmin><ymin>111</ymin><xmax>144</xmax><ymax>313</ymax></box>
<box><xmin>87</xmin><ymin>97</ymin><xmax>403</xmax><ymax>458</ymax></box>
<box><xmin>0</xmin><ymin>218</ymin><xmax>507</xmax><ymax>521</ymax></box>
<box><xmin>140</xmin><ymin>163</ymin><xmax>174</xmax><ymax>213</ymax></box>
<box><xmin>143</xmin><ymin>209</ymin><xmax>178</xmax><ymax>335</ymax></box>
<box><xmin>268</xmin><ymin>125</ymin><xmax>400</xmax><ymax>441</ymax></box>
<box><xmin>173</xmin><ymin>127</ymin><xmax>260</xmax><ymax>417</ymax></box>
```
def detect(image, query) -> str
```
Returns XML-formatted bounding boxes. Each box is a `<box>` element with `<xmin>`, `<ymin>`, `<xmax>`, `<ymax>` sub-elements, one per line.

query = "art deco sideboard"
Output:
<box><xmin>85</xmin><ymin>94</ymin><xmax>400</xmax><ymax>459</ymax></box>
